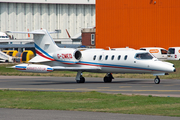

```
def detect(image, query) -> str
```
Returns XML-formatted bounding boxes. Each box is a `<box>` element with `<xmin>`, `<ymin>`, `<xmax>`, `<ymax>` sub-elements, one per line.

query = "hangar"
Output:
<box><xmin>0</xmin><ymin>0</ymin><xmax>95</xmax><ymax>39</ymax></box>
<box><xmin>96</xmin><ymin>0</ymin><xmax>180</xmax><ymax>50</ymax></box>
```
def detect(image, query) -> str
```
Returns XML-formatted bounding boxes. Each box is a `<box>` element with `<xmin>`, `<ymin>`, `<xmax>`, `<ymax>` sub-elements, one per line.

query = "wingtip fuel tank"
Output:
<box><xmin>13</xmin><ymin>64</ymin><xmax>53</xmax><ymax>73</ymax></box>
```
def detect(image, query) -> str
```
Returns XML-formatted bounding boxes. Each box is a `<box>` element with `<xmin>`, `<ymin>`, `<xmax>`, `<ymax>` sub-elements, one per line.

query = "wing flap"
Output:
<box><xmin>52</xmin><ymin>66</ymin><xmax>101</xmax><ymax>71</ymax></box>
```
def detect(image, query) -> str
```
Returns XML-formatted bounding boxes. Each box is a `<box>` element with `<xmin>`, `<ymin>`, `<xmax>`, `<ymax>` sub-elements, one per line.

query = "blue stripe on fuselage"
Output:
<box><xmin>16</xmin><ymin>66</ymin><xmax>26</xmax><ymax>69</ymax></box>
<box><xmin>34</xmin><ymin>43</ymin><xmax>53</xmax><ymax>59</ymax></box>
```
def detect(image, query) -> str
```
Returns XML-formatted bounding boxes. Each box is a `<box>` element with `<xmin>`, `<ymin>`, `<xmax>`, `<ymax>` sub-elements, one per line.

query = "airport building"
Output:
<box><xmin>0</xmin><ymin>0</ymin><xmax>95</xmax><ymax>39</ymax></box>
<box><xmin>96</xmin><ymin>0</ymin><xmax>180</xmax><ymax>50</ymax></box>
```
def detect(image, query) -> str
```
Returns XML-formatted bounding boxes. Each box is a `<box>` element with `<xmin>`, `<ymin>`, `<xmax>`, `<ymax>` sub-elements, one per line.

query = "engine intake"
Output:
<box><xmin>74</xmin><ymin>50</ymin><xmax>82</xmax><ymax>60</ymax></box>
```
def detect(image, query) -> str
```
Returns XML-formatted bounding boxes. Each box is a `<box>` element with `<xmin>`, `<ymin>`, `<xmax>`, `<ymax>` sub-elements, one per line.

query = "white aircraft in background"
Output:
<box><xmin>0</xmin><ymin>32</ymin><xmax>9</xmax><ymax>39</ymax></box>
<box><xmin>7</xmin><ymin>29</ymin><xmax>176</xmax><ymax>84</ymax></box>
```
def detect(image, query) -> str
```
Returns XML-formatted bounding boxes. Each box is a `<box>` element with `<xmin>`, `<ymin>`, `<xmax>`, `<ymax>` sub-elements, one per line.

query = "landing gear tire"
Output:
<box><xmin>76</xmin><ymin>76</ymin><xmax>85</xmax><ymax>83</ymax></box>
<box><xmin>103</xmin><ymin>77</ymin><xmax>112</xmax><ymax>83</ymax></box>
<box><xmin>154</xmin><ymin>76</ymin><xmax>160</xmax><ymax>84</ymax></box>
<box><xmin>103</xmin><ymin>73</ymin><xmax>114</xmax><ymax>83</ymax></box>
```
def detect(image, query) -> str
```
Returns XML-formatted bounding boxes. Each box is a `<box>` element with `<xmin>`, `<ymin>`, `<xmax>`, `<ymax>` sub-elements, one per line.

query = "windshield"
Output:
<box><xmin>168</xmin><ymin>48</ymin><xmax>175</xmax><ymax>54</ymax></box>
<box><xmin>161</xmin><ymin>49</ymin><xmax>167</xmax><ymax>54</ymax></box>
<box><xmin>135</xmin><ymin>53</ymin><xmax>153</xmax><ymax>60</ymax></box>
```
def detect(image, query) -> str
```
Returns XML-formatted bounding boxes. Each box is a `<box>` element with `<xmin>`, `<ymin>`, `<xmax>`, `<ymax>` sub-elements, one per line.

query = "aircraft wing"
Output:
<box><xmin>52</xmin><ymin>66</ymin><xmax>101</xmax><ymax>71</ymax></box>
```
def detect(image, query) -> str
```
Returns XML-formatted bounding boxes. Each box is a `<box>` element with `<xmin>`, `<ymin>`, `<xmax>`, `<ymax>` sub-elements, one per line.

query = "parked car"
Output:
<box><xmin>140</xmin><ymin>47</ymin><xmax>167</xmax><ymax>60</ymax></box>
<box><xmin>167</xmin><ymin>47</ymin><xmax>180</xmax><ymax>60</ymax></box>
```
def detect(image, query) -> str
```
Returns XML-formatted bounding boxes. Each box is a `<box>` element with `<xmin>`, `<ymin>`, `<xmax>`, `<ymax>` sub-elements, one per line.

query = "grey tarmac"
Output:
<box><xmin>0</xmin><ymin>76</ymin><xmax>180</xmax><ymax>97</ymax></box>
<box><xmin>0</xmin><ymin>108</ymin><xmax>179</xmax><ymax>120</ymax></box>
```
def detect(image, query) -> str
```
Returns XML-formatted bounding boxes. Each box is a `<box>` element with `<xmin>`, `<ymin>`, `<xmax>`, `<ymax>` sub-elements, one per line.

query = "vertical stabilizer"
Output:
<box><xmin>33</xmin><ymin>29</ymin><xmax>59</xmax><ymax>54</ymax></box>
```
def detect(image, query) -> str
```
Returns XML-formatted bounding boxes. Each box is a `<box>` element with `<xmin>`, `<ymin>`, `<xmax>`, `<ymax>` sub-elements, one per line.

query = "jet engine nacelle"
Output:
<box><xmin>53</xmin><ymin>49</ymin><xmax>82</xmax><ymax>64</ymax></box>
<box><xmin>13</xmin><ymin>64</ymin><xmax>53</xmax><ymax>73</ymax></box>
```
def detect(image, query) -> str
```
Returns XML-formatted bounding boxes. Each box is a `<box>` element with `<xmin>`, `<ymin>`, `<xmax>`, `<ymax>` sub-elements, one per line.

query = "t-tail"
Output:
<box><xmin>6</xmin><ymin>29</ymin><xmax>60</xmax><ymax>62</ymax></box>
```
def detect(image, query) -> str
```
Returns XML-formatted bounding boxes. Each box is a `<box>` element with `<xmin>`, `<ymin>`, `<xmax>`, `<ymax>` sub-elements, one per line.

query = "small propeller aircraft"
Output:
<box><xmin>7</xmin><ymin>29</ymin><xmax>176</xmax><ymax>84</ymax></box>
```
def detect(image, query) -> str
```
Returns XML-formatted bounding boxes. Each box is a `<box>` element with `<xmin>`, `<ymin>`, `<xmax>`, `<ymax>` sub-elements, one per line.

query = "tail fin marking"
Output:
<box><xmin>34</xmin><ymin>43</ymin><xmax>55</xmax><ymax>61</ymax></box>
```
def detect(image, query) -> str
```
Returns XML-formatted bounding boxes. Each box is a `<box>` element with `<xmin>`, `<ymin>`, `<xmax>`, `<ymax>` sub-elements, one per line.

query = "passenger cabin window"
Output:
<box><xmin>99</xmin><ymin>55</ymin><xmax>102</xmax><ymax>60</ymax></box>
<box><xmin>124</xmin><ymin>55</ymin><xmax>128</xmax><ymax>60</ymax></box>
<box><xmin>105</xmin><ymin>55</ymin><xmax>108</xmax><ymax>60</ymax></box>
<box><xmin>93</xmin><ymin>55</ymin><xmax>96</xmax><ymax>60</ymax></box>
<box><xmin>135</xmin><ymin>53</ymin><xmax>153</xmax><ymax>59</ymax></box>
<box><xmin>161</xmin><ymin>49</ymin><xmax>167</xmax><ymax>54</ymax></box>
<box><xmin>111</xmin><ymin>55</ymin><xmax>114</xmax><ymax>60</ymax></box>
<box><xmin>118</xmin><ymin>55</ymin><xmax>121</xmax><ymax>60</ymax></box>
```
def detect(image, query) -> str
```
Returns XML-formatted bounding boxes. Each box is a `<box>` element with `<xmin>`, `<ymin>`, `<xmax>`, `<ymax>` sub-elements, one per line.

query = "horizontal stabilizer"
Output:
<box><xmin>6</xmin><ymin>31</ymin><xmax>45</xmax><ymax>34</ymax></box>
<box><xmin>29</xmin><ymin>56</ymin><xmax>52</xmax><ymax>63</ymax></box>
<box><xmin>6</xmin><ymin>30</ymin><xmax>60</xmax><ymax>34</ymax></box>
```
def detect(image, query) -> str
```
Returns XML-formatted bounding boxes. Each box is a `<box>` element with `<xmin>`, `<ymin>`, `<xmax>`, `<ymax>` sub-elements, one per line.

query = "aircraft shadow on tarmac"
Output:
<box><xmin>21</xmin><ymin>79</ymin><xmax>156</xmax><ymax>85</ymax></box>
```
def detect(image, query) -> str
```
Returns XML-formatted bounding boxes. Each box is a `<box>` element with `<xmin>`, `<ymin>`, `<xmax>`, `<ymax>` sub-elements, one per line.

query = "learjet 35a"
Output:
<box><xmin>7</xmin><ymin>29</ymin><xmax>176</xmax><ymax>84</ymax></box>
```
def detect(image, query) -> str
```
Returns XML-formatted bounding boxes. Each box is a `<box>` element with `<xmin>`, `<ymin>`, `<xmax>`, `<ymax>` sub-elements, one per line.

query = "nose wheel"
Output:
<box><xmin>154</xmin><ymin>76</ymin><xmax>160</xmax><ymax>84</ymax></box>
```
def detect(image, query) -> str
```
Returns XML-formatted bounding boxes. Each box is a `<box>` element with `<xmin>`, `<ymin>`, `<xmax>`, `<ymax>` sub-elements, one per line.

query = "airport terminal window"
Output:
<box><xmin>91</xmin><ymin>34</ymin><xmax>95</xmax><ymax>45</ymax></box>
<box><xmin>105</xmin><ymin>55</ymin><xmax>108</xmax><ymax>60</ymax></box>
<box><xmin>135</xmin><ymin>53</ymin><xmax>153</xmax><ymax>59</ymax></box>
<box><xmin>161</xmin><ymin>49</ymin><xmax>167</xmax><ymax>54</ymax></box>
<box><xmin>124</xmin><ymin>55</ymin><xmax>128</xmax><ymax>60</ymax></box>
<box><xmin>111</xmin><ymin>55</ymin><xmax>114</xmax><ymax>60</ymax></box>
<box><xmin>93</xmin><ymin>55</ymin><xmax>96</xmax><ymax>60</ymax></box>
<box><xmin>118</xmin><ymin>55</ymin><xmax>121</xmax><ymax>60</ymax></box>
<box><xmin>99</xmin><ymin>55</ymin><xmax>102</xmax><ymax>60</ymax></box>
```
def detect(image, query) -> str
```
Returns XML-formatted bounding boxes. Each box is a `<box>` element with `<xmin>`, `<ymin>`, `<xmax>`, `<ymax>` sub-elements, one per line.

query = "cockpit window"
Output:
<box><xmin>135</xmin><ymin>53</ymin><xmax>153</xmax><ymax>59</ymax></box>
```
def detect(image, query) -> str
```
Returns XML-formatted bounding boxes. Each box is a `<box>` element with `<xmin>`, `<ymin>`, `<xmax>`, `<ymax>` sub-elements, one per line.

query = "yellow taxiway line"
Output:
<box><xmin>0</xmin><ymin>88</ymin><xmax>180</xmax><ymax>92</ymax></box>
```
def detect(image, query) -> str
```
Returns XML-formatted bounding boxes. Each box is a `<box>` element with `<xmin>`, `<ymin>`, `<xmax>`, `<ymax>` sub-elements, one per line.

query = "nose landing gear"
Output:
<box><xmin>154</xmin><ymin>76</ymin><xmax>160</xmax><ymax>84</ymax></box>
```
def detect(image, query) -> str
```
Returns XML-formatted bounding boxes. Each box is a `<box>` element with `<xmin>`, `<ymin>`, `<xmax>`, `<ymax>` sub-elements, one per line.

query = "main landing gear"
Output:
<box><xmin>75</xmin><ymin>72</ymin><xmax>114</xmax><ymax>83</ymax></box>
<box><xmin>154</xmin><ymin>76</ymin><xmax>160</xmax><ymax>84</ymax></box>
<box><xmin>103</xmin><ymin>73</ymin><xmax>114</xmax><ymax>83</ymax></box>
<box><xmin>76</xmin><ymin>71</ymin><xmax>85</xmax><ymax>83</ymax></box>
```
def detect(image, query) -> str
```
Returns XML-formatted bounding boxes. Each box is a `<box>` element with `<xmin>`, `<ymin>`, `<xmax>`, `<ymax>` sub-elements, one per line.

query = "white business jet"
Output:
<box><xmin>7</xmin><ymin>29</ymin><xmax>176</xmax><ymax>84</ymax></box>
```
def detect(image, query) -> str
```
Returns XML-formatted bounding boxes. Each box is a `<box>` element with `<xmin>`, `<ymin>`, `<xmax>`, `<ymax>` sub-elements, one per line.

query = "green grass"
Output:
<box><xmin>1</xmin><ymin>60</ymin><xmax>180</xmax><ymax>79</ymax></box>
<box><xmin>0</xmin><ymin>90</ymin><xmax>180</xmax><ymax>117</ymax></box>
